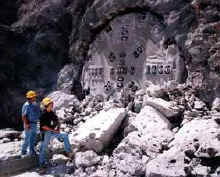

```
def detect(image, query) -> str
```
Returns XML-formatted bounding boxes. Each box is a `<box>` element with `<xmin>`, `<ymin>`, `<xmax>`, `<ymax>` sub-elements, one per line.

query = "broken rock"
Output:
<box><xmin>48</xmin><ymin>91</ymin><xmax>79</xmax><ymax>110</ymax></box>
<box><xmin>212</xmin><ymin>97</ymin><xmax>220</xmax><ymax>111</ymax></box>
<box><xmin>129</xmin><ymin>106</ymin><xmax>174</xmax><ymax>158</ymax></box>
<box><xmin>145</xmin><ymin>84</ymin><xmax>166</xmax><ymax>98</ymax></box>
<box><xmin>144</xmin><ymin>97</ymin><xmax>181</xmax><ymax>119</ymax></box>
<box><xmin>47</xmin><ymin>91</ymin><xmax>79</xmax><ymax>119</ymax></box>
<box><xmin>75</xmin><ymin>151</ymin><xmax>101</xmax><ymax>168</ymax></box>
<box><xmin>69</xmin><ymin>108</ymin><xmax>127</xmax><ymax>152</ymax></box>
<box><xmin>0</xmin><ymin>129</ymin><xmax>21</xmax><ymax>141</ymax></box>
<box><xmin>170</xmin><ymin>119</ymin><xmax>220</xmax><ymax>158</ymax></box>
<box><xmin>146</xmin><ymin>147</ymin><xmax>187</xmax><ymax>177</ymax></box>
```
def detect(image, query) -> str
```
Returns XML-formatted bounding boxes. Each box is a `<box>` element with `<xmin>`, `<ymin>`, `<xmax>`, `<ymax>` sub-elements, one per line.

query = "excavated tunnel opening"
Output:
<box><xmin>79</xmin><ymin>10</ymin><xmax>187</xmax><ymax>97</ymax></box>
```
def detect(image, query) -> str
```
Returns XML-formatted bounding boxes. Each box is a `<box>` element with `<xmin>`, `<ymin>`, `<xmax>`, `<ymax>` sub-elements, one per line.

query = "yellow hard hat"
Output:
<box><xmin>42</xmin><ymin>97</ymin><xmax>53</xmax><ymax>107</ymax></box>
<box><xmin>26</xmin><ymin>90</ymin><xmax>37</xmax><ymax>99</ymax></box>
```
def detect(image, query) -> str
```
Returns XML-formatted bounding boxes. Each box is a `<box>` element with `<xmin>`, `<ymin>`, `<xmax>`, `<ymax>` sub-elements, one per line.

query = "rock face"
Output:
<box><xmin>0</xmin><ymin>0</ymin><xmax>219</xmax><ymax>131</ymax></box>
<box><xmin>57</xmin><ymin>64</ymin><xmax>76</xmax><ymax>94</ymax></box>
<box><xmin>185</xmin><ymin>0</ymin><xmax>220</xmax><ymax>105</ymax></box>
<box><xmin>0</xmin><ymin>0</ymin><xmax>73</xmax><ymax>129</ymax></box>
<box><xmin>0</xmin><ymin>0</ymin><xmax>19</xmax><ymax>25</ymax></box>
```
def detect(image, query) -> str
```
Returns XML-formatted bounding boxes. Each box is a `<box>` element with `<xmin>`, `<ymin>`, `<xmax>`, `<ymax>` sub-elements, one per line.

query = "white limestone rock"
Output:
<box><xmin>2</xmin><ymin>138</ymin><xmax>11</xmax><ymax>143</ymax></box>
<box><xmin>112</xmin><ymin>153</ymin><xmax>145</xmax><ymax>176</ymax></box>
<box><xmin>75</xmin><ymin>151</ymin><xmax>101</xmax><ymax>168</ymax></box>
<box><xmin>212</xmin><ymin>97</ymin><xmax>220</xmax><ymax>111</ymax></box>
<box><xmin>0</xmin><ymin>141</ymin><xmax>21</xmax><ymax>161</ymax></box>
<box><xmin>130</xmin><ymin>106</ymin><xmax>172</xmax><ymax>134</ymax></box>
<box><xmin>48</xmin><ymin>90</ymin><xmax>79</xmax><ymax>111</ymax></box>
<box><xmin>123</xmin><ymin>106</ymin><xmax>174</xmax><ymax>158</ymax></box>
<box><xmin>0</xmin><ymin>129</ymin><xmax>21</xmax><ymax>140</ymax></box>
<box><xmin>57</xmin><ymin>64</ymin><xmax>75</xmax><ymax>94</ymax></box>
<box><xmin>47</xmin><ymin>91</ymin><xmax>79</xmax><ymax>120</ymax></box>
<box><xmin>194</xmin><ymin>100</ymin><xmax>206</xmax><ymax>110</ymax></box>
<box><xmin>192</xmin><ymin>165</ymin><xmax>211</xmax><ymax>176</ymax></box>
<box><xmin>89</xmin><ymin>170</ymin><xmax>109</xmax><ymax>177</ymax></box>
<box><xmin>146</xmin><ymin>147</ymin><xmax>187</xmax><ymax>177</ymax></box>
<box><xmin>111</xmin><ymin>106</ymin><xmax>174</xmax><ymax>177</ymax></box>
<box><xmin>145</xmin><ymin>84</ymin><xmax>166</xmax><ymax>98</ymax></box>
<box><xmin>69</xmin><ymin>108</ymin><xmax>127</xmax><ymax>152</ymax></box>
<box><xmin>51</xmin><ymin>154</ymin><xmax>69</xmax><ymax>165</ymax></box>
<box><xmin>144</xmin><ymin>97</ymin><xmax>181</xmax><ymax>118</ymax></box>
<box><xmin>170</xmin><ymin>119</ymin><xmax>220</xmax><ymax>158</ymax></box>
<box><xmin>146</xmin><ymin>119</ymin><xmax>220</xmax><ymax>177</ymax></box>
<box><xmin>13</xmin><ymin>172</ymin><xmax>53</xmax><ymax>177</ymax></box>
<box><xmin>64</xmin><ymin>127</ymin><xmax>71</xmax><ymax>133</ymax></box>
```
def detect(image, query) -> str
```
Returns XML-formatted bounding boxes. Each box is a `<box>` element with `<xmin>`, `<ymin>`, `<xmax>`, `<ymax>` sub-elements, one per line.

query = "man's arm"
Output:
<box><xmin>22</xmin><ymin>115</ymin><xmax>30</xmax><ymax>129</ymax></box>
<box><xmin>41</xmin><ymin>125</ymin><xmax>59</xmax><ymax>133</ymax></box>
<box><xmin>22</xmin><ymin>103</ymin><xmax>31</xmax><ymax>129</ymax></box>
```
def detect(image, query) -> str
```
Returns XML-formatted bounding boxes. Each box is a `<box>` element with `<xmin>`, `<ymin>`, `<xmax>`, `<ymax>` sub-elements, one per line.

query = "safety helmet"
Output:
<box><xmin>42</xmin><ymin>97</ymin><xmax>53</xmax><ymax>107</ymax></box>
<box><xmin>26</xmin><ymin>90</ymin><xmax>37</xmax><ymax>99</ymax></box>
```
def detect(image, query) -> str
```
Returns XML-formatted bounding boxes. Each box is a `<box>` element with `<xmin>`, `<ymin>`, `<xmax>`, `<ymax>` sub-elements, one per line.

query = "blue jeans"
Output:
<box><xmin>39</xmin><ymin>131</ymin><xmax>71</xmax><ymax>166</ymax></box>
<box><xmin>21</xmin><ymin>123</ymin><xmax>37</xmax><ymax>156</ymax></box>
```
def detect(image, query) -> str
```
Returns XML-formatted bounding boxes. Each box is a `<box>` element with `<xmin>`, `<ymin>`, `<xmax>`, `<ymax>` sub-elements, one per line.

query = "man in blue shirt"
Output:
<box><xmin>21</xmin><ymin>90</ymin><xmax>41</xmax><ymax>156</ymax></box>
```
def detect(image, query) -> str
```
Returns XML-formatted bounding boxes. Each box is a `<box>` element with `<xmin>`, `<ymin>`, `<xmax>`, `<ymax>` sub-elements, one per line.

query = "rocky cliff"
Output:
<box><xmin>0</xmin><ymin>0</ymin><xmax>219</xmax><ymax>131</ymax></box>
<box><xmin>0</xmin><ymin>0</ymin><xmax>73</xmax><ymax>128</ymax></box>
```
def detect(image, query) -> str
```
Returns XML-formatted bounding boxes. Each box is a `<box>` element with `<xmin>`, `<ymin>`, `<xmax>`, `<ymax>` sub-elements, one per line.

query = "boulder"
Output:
<box><xmin>75</xmin><ymin>151</ymin><xmax>101</xmax><ymax>168</ymax></box>
<box><xmin>69</xmin><ymin>108</ymin><xmax>127</xmax><ymax>152</ymax></box>
<box><xmin>194</xmin><ymin>100</ymin><xmax>206</xmax><ymax>110</ymax></box>
<box><xmin>51</xmin><ymin>154</ymin><xmax>69</xmax><ymax>165</ymax></box>
<box><xmin>12</xmin><ymin>172</ymin><xmax>52</xmax><ymax>177</ymax></box>
<box><xmin>212</xmin><ymin>97</ymin><xmax>220</xmax><ymax>111</ymax></box>
<box><xmin>47</xmin><ymin>91</ymin><xmax>79</xmax><ymax>120</ymax></box>
<box><xmin>89</xmin><ymin>170</ymin><xmax>109</xmax><ymax>177</ymax></box>
<box><xmin>57</xmin><ymin>64</ymin><xmax>75</xmax><ymax>94</ymax></box>
<box><xmin>112</xmin><ymin>152</ymin><xmax>145</xmax><ymax>176</ymax></box>
<box><xmin>48</xmin><ymin>91</ymin><xmax>79</xmax><ymax>111</ymax></box>
<box><xmin>146</xmin><ymin>118</ymin><xmax>220</xmax><ymax>177</ymax></box>
<box><xmin>170</xmin><ymin>119</ymin><xmax>220</xmax><ymax>158</ymax></box>
<box><xmin>110</xmin><ymin>106</ymin><xmax>174</xmax><ymax>177</ymax></box>
<box><xmin>0</xmin><ymin>141</ymin><xmax>21</xmax><ymax>161</ymax></box>
<box><xmin>111</xmin><ymin>132</ymin><xmax>147</xmax><ymax>177</ymax></box>
<box><xmin>131</xmin><ymin>106</ymin><xmax>172</xmax><ymax>133</ymax></box>
<box><xmin>192</xmin><ymin>165</ymin><xmax>211</xmax><ymax>176</ymax></box>
<box><xmin>2</xmin><ymin>138</ymin><xmax>10</xmax><ymax>143</ymax></box>
<box><xmin>0</xmin><ymin>129</ymin><xmax>21</xmax><ymax>140</ymax></box>
<box><xmin>145</xmin><ymin>84</ymin><xmax>167</xmax><ymax>98</ymax></box>
<box><xmin>144</xmin><ymin>97</ymin><xmax>181</xmax><ymax>119</ymax></box>
<box><xmin>126</xmin><ymin>106</ymin><xmax>174</xmax><ymax>158</ymax></box>
<box><xmin>146</xmin><ymin>147</ymin><xmax>187</xmax><ymax>177</ymax></box>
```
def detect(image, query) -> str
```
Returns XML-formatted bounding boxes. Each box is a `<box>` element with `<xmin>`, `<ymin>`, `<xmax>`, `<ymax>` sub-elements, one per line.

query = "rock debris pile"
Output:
<box><xmin>5</xmin><ymin>81</ymin><xmax>220</xmax><ymax>177</ymax></box>
<box><xmin>1</xmin><ymin>82</ymin><xmax>220</xmax><ymax>177</ymax></box>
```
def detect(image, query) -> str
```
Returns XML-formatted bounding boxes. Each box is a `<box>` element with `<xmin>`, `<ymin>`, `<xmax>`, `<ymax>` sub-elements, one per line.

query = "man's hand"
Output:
<box><xmin>22</xmin><ymin>115</ymin><xmax>30</xmax><ymax>130</ymax></box>
<box><xmin>53</xmin><ymin>129</ymin><xmax>60</xmax><ymax>134</ymax></box>
<box><xmin>25</xmin><ymin>123</ymin><xmax>30</xmax><ymax>130</ymax></box>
